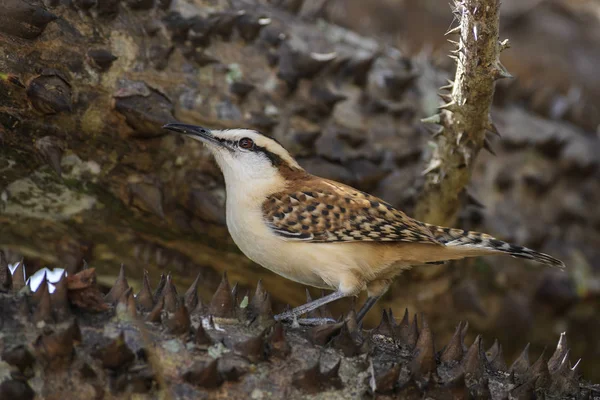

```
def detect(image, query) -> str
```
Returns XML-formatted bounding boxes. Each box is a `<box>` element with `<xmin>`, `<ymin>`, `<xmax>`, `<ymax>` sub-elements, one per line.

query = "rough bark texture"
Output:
<box><xmin>416</xmin><ymin>0</ymin><xmax>507</xmax><ymax>226</ymax></box>
<box><xmin>0</xmin><ymin>262</ymin><xmax>596</xmax><ymax>399</ymax></box>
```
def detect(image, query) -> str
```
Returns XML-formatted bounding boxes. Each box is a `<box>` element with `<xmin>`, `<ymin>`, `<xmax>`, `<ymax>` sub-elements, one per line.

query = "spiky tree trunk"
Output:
<box><xmin>416</xmin><ymin>0</ymin><xmax>510</xmax><ymax>226</ymax></box>
<box><xmin>0</xmin><ymin>259</ymin><xmax>592</xmax><ymax>399</ymax></box>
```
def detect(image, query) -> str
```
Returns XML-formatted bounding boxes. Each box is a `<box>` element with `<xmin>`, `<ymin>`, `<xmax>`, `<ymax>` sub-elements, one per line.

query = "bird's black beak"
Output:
<box><xmin>162</xmin><ymin>123</ymin><xmax>225</xmax><ymax>148</ymax></box>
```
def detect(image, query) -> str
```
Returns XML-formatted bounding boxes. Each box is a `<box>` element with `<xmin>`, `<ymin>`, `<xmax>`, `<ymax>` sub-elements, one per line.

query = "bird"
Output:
<box><xmin>163</xmin><ymin>122</ymin><xmax>565</xmax><ymax>324</ymax></box>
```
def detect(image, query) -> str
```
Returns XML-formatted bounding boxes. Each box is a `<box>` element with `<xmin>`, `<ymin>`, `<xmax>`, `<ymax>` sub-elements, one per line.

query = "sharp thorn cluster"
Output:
<box><xmin>0</xmin><ymin>255</ymin><xmax>590</xmax><ymax>398</ymax></box>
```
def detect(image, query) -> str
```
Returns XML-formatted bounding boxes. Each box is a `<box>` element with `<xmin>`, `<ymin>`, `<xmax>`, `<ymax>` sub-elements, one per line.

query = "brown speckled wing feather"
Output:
<box><xmin>262</xmin><ymin>177</ymin><xmax>441</xmax><ymax>245</ymax></box>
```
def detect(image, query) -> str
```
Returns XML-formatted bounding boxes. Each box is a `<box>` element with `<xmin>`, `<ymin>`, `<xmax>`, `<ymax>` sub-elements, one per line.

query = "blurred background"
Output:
<box><xmin>1</xmin><ymin>0</ymin><xmax>599</xmax><ymax>381</ymax></box>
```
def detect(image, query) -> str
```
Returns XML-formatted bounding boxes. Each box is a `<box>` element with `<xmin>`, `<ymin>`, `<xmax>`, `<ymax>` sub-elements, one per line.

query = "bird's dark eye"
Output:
<box><xmin>239</xmin><ymin>137</ymin><xmax>254</xmax><ymax>150</ymax></box>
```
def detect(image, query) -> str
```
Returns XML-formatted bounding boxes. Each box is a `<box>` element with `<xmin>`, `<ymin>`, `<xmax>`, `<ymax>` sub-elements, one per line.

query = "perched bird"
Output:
<box><xmin>163</xmin><ymin>123</ymin><xmax>565</xmax><ymax>323</ymax></box>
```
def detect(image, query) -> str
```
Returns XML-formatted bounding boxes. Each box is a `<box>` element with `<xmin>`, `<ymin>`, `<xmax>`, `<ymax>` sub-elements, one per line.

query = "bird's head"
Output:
<box><xmin>163</xmin><ymin>123</ymin><xmax>305</xmax><ymax>188</ymax></box>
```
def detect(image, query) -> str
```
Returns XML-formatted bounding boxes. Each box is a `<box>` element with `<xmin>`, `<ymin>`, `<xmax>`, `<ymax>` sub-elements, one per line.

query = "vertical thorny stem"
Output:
<box><xmin>416</xmin><ymin>0</ymin><xmax>511</xmax><ymax>226</ymax></box>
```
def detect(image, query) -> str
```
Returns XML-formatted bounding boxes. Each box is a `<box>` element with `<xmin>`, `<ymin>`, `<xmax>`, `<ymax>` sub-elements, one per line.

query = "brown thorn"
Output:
<box><xmin>509</xmin><ymin>343</ymin><xmax>530</xmax><ymax>376</ymax></box>
<box><xmin>333</xmin><ymin>322</ymin><xmax>361</xmax><ymax>357</ymax></box>
<box><xmin>95</xmin><ymin>332</ymin><xmax>135</xmax><ymax>370</ymax></box>
<box><xmin>548</xmin><ymin>332</ymin><xmax>567</xmax><ymax>374</ymax></box>
<box><xmin>209</xmin><ymin>272</ymin><xmax>235</xmax><ymax>318</ymax></box>
<box><xmin>184</xmin><ymin>273</ymin><xmax>201</xmax><ymax>311</ymax></box>
<box><xmin>440</xmin><ymin>322</ymin><xmax>463</xmax><ymax>363</ymax></box>
<box><xmin>373</xmin><ymin>308</ymin><xmax>394</xmax><ymax>337</ymax></box>
<box><xmin>194</xmin><ymin>323</ymin><xmax>212</xmax><ymax>347</ymax></box>
<box><xmin>374</xmin><ymin>364</ymin><xmax>401</xmax><ymax>394</ymax></box>
<box><xmin>32</xmin><ymin>271</ymin><xmax>48</xmax><ymax>304</ymax></box>
<box><xmin>136</xmin><ymin>270</ymin><xmax>154</xmax><ymax>312</ymax></box>
<box><xmin>183</xmin><ymin>359</ymin><xmax>223</xmax><ymax>389</ymax></box>
<box><xmin>162</xmin><ymin>273</ymin><xmax>180</xmax><ymax>313</ymax></box>
<box><xmin>146</xmin><ymin>295</ymin><xmax>164</xmax><ymax>323</ymax></box>
<box><xmin>234</xmin><ymin>328</ymin><xmax>267</xmax><ymax>363</ymax></box>
<box><xmin>268</xmin><ymin>322</ymin><xmax>290</xmax><ymax>359</ymax></box>
<box><xmin>165</xmin><ymin>303</ymin><xmax>191</xmax><ymax>335</ymax></box>
<box><xmin>0</xmin><ymin>254</ymin><xmax>13</xmax><ymax>291</ymax></box>
<box><xmin>11</xmin><ymin>261</ymin><xmax>27</xmax><ymax>292</ymax></box>
<box><xmin>309</xmin><ymin>322</ymin><xmax>344</xmax><ymax>346</ymax></box>
<box><xmin>462</xmin><ymin>335</ymin><xmax>484</xmax><ymax>379</ymax></box>
<box><xmin>153</xmin><ymin>273</ymin><xmax>167</xmax><ymax>304</ymax></box>
<box><xmin>51</xmin><ymin>270</ymin><xmax>70</xmax><ymax>320</ymax></box>
<box><xmin>411</xmin><ymin>314</ymin><xmax>435</xmax><ymax>379</ymax></box>
<box><xmin>33</xmin><ymin>281</ymin><xmax>54</xmax><ymax>324</ymax></box>
<box><xmin>104</xmin><ymin>264</ymin><xmax>129</xmax><ymax>305</ymax></box>
<box><xmin>483</xmin><ymin>138</ymin><xmax>496</xmax><ymax>156</ymax></box>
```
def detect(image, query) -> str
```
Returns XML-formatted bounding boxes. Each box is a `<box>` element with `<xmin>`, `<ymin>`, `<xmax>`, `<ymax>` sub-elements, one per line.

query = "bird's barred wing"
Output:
<box><xmin>262</xmin><ymin>179</ymin><xmax>441</xmax><ymax>245</ymax></box>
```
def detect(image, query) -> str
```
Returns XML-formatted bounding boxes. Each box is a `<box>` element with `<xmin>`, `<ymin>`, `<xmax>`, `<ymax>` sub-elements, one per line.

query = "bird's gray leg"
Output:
<box><xmin>275</xmin><ymin>290</ymin><xmax>347</xmax><ymax>323</ymax></box>
<box><xmin>356</xmin><ymin>295</ymin><xmax>383</xmax><ymax>323</ymax></box>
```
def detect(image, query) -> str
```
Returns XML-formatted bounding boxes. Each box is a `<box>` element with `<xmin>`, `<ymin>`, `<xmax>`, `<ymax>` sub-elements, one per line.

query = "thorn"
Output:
<box><xmin>231</xmin><ymin>282</ymin><xmax>239</xmax><ymax>305</ymax></box>
<box><xmin>486</xmin><ymin>120</ymin><xmax>501</xmax><ymax>137</ymax></box>
<box><xmin>31</xmin><ymin>271</ymin><xmax>48</xmax><ymax>303</ymax></box>
<box><xmin>183</xmin><ymin>359</ymin><xmax>223</xmax><ymax>388</ymax></box>
<box><xmin>438</xmin><ymin>100</ymin><xmax>459</xmax><ymax>112</ymax></box>
<box><xmin>293</xmin><ymin>359</ymin><xmax>343</xmax><ymax>393</ymax></box>
<box><xmin>531</xmin><ymin>347</ymin><xmax>550</xmax><ymax>388</ymax></box>
<box><xmin>441</xmin><ymin>322</ymin><xmax>463</xmax><ymax>363</ymax></box>
<box><xmin>146</xmin><ymin>295</ymin><xmax>164</xmax><ymax>323</ymax></box>
<box><xmin>194</xmin><ymin>323</ymin><xmax>212</xmax><ymax>347</ymax></box>
<box><xmin>11</xmin><ymin>261</ymin><xmax>26</xmax><ymax>292</ymax></box>
<box><xmin>234</xmin><ymin>329</ymin><xmax>267</xmax><ymax>363</ymax></box>
<box><xmin>499</xmin><ymin>38</ymin><xmax>510</xmax><ymax>51</ymax></box>
<box><xmin>445</xmin><ymin>25</ymin><xmax>461</xmax><ymax>35</ymax></box>
<box><xmin>411</xmin><ymin>314</ymin><xmax>435</xmax><ymax>379</ymax></box>
<box><xmin>51</xmin><ymin>270</ymin><xmax>70</xmax><ymax>321</ymax></box>
<box><xmin>397</xmin><ymin>309</ymin><xmax>418</xmax><ymax>348</ymax></box>
<box><xmin>510</xmin><ymin>343</ymin><xmax>530</xmax><ymax>377</ymax></box>
<box><xmin>492</xmin><ymin>62</ymin><xmax>513</xmax><ymax>80</ymax></box>
<box><xmin>548</xmin><ymin>332</ymin><xmax>567</xmax><ymax>374</ymax></box>
<box><xmin>438</xmin><ymin>93</ymin><xmax>453</xmax><ymax>103</ymax></box>
<box><xmin>486</xmin><ymin>339</ymin><xmax>507</xmax><ymax>371</ymax></box>
<box><xmin>105</xmin><ymin>264</ymin><xmax>129</xmax><ymax>305</ymax></box>
<box><xmin>420</xmin><ymin>113</ymin><xmax>442</xmax><ymax>125</ymax></box>
<box><xmin>483</xmin><ymin>138</ymin><xmax>496</xmax><ymax>155</ymax></box>
<box><xmin>440</xmin><ymin>83</ymin><xmax>454</xmax><ymax>91</ymax></box>
<box><xmin>333</xmin><ymin>322</ymin><xmax>361</xmax><ymax>357</ymax></box>
<box><xmin>184</xmin><ymin>273</ymin><xmax>201</xmax><ymax>311</ymax></box>
<box><xmin>463</xmin><ymin>335</ymin><xmax>484</xmax><ymax>379</ymax></box>
<box><xmin>33</xmin><ymin>281</ymin><xmax>53</xmax><ymax>324</ymax></box>
<box><xmin>308</xmin><ymin>322</ymin><xmax>344</xmax><ymax>346</ymax></box>
<box><xmin>373</xmin><ymin>309</ymin><xmax>395</xmax><ymax>337</ymax></box>
<box><xmin>92</xmin><ymin>332</ymin><xmax>135</xmax><ymax>370</ymax></box>
<box><xmin>33</xmin><ymin>324</ymin><xmax>77</xmax><ymax>366</ymax></box>
<box><xmin>165</xmin><ymin>303</ymin><xmax>191</xmax><ymax>335</ymax></box>
<box><xmin>373</xmin><ymin>364</ymin><xmax>401</xmax><ymax>394</ymax></box>
<box><xmin>116</xmin><ymin>287</ymin><xmax>136</xmax><ymax>318</ymax></box>
<box><xmin>162</xmin><ymin>273</ymin><xmax>180</xmax><ymax>313</ymax></box>
<box><xmin>153</xmin><ymin>273</ymin><xmax>167</xmax><ymax>304</ymax></box>
<box><xmin>268</xmin><ymin>322</ymin><xmax>291</xmax><ymax>359</ymax></box>
<box><xmin>209</xmin><ymin>272</ymin><xmax>235</xmax><ymax>318</ymax></box>
<box><xmin>136</xmin><ymin>270</ymin><xmax>154</xmax><ymax>312</ymax></box>
<box><xmin>248</xmin><ymin>279</ymin><xmax>273</xmax><ymax>320</ymax></box>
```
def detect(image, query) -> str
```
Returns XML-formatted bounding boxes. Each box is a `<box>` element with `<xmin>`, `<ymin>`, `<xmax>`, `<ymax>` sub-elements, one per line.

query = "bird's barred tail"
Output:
<box><xmin>426</xmin><ymin>225</ymin><xmax>565</xmax><ymax>268</ymax></box>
